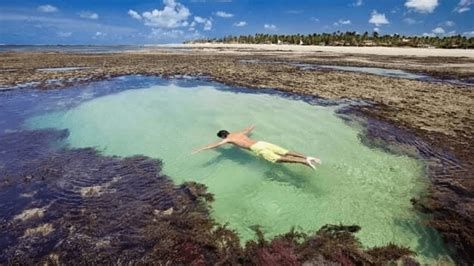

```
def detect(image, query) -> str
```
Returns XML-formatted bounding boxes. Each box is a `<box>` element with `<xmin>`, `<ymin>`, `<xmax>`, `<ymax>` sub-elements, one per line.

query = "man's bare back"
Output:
<box><xmin>224</xmin><ymin>132</ymin><xmax>257</xmax><ymax>150</ymax></box>
<box><xmin>192</xmin><ymin>125</ymin><xmax>321</xmax><ymax>169</ymax></box>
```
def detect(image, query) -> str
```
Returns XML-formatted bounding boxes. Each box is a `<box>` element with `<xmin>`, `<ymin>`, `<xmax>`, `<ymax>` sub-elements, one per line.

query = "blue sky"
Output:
<box><xmin>0</xmin><ymin>0</ymin><xmax>473</xmax><ymax>44</ymax></box>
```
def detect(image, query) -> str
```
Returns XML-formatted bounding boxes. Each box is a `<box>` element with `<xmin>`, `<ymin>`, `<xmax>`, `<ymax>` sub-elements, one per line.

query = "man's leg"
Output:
<box><xmin>276</xmin><ymin>155</ymin><xmax>313</xmax><ymax>168</ymax></box>
<box><xmin>285</xmin><ymin>151</ymin><xmax>321</xmax><ymax>165</ymax></box>
<box><xmin>285</xmin><ymin>151</ymin><xmax>307</xmax><ymax>159</ymax></box>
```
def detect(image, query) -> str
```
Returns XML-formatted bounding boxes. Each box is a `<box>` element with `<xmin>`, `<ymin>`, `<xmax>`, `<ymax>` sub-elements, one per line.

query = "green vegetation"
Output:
<box><xmin>187</xmin><ymin>31</ymin><xmax>474</xmax><ymax>48</ymax></box>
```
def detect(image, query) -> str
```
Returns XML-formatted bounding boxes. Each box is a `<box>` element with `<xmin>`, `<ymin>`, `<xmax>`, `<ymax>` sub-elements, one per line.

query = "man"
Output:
<box><xmin>192</xmin><ymin>125</ymin><xmax>321</xmax><ymax>169</ymax></box>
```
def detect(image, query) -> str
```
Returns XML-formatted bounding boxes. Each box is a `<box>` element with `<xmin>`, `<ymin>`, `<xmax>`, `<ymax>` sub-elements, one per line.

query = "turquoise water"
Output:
<box><xmin>26</xmin><ymin>80</ymin><xmax>451</xmax><ymax>263</ymax></box>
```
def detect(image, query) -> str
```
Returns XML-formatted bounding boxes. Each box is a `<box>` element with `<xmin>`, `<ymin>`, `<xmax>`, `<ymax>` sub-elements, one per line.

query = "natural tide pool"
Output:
<box><xmin>2</xmin><ymin>76</ymin><xmax>451</xmax><ymax>263</ymax></box>
<box><xmin>240</xmin><ymin>59</ymin><xmax>474</xmax><ymax>86</ymax></box>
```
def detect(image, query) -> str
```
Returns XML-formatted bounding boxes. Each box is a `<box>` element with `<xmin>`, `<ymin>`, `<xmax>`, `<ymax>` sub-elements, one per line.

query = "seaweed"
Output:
<box><xmin>0</xmin><ymin>129</ymin><xmax>418</xmax><ymax>265</ymax></box>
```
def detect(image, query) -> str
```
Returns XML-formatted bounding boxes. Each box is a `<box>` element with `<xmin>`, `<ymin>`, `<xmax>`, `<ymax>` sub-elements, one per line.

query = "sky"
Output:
<box><xmin>0</xmin><ymin>0</ymin><xmax>473</xmax><ymax>44</ymax></box>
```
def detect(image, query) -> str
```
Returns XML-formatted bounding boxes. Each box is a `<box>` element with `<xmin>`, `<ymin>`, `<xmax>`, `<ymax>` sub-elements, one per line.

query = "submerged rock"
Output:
<box><xmin>0</xmin><ymin>129</ymin><xmax>418</xmax><ymax>265</ymax></box>
<box><xmin>23</xmin><ymin>223</ymin><xmax>54</xmax><ymax>237</ymax></box>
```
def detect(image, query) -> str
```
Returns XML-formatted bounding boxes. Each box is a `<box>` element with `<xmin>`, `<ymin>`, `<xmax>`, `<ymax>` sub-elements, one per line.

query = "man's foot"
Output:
<box><xmin>306</xmin><ymin>157</ymin><xmax>321</xmax><ymax>170</ymax></box>
<box><xmin>309</xmin><ymin>157</ymin><xmax>321</xmax><ymax>165</ymax></box>
<box><xmin>306</xmin><ymin>157</ymin><xmax>317</xmax><ymax>170</ymax></box>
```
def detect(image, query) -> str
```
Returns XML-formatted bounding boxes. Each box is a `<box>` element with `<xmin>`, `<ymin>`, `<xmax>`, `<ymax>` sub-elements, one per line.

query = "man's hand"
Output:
<box><xmin>241</xmin><ymin>125</ymin><xmax>256</xmax><ymax>135</ymax></box>
<box><xmin>191</xmin><ymin>139</ymin><xmax>227</xmax><ymax>155</ymax></box>
<box><xmin>191</xmin><ymin>149</ymin><xmax>202</xmax><ymax>155</ymax></box>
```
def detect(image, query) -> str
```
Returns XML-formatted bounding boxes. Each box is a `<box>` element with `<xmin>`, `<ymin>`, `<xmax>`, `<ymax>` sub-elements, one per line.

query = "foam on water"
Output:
<box><xmin>24</xmin><ymin>78</ymin><xmax>452</xmax><ymax>263</ymax></box>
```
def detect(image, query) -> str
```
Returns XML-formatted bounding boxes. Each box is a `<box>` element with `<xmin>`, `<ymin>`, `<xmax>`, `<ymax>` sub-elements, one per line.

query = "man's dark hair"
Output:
<box><xmin>217</xmin><ymin>130</ymin><xmax>229</xmax><ymax>139</ymax></box>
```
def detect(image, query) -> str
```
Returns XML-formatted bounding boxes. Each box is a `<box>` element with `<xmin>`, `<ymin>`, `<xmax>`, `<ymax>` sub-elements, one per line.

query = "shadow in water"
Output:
<box><xmin>262</xmin><ymin>164</ymin><xmax>313</xmax><ymax>189</ymax></box>
<box><xmin>201</xmin><ymin>147</ymin><xmax>313</xmax><ymax>189</ymax></box>
<box><xmin>201</xmin><ymin>147</ymin><xmax>254</xmax><ymax>167</ymax></box>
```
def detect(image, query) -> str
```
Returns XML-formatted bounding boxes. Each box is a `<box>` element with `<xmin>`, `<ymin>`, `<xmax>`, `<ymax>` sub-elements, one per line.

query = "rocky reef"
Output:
<box><xmin>0</xmin><ymin>129</ymin><xmax>417</xmax><ymax>265</ymax></box>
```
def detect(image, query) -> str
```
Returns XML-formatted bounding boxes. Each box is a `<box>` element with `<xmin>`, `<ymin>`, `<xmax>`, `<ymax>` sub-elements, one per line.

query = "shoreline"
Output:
<box><xmin>0</xmin><ymin>51</ymin><xmax>472</xmax><ymax>263</ymax></box>
<box><xmin>176</xmin><ymin>43</ymin><xmax>474</xmax><ymax>58</ymax></box>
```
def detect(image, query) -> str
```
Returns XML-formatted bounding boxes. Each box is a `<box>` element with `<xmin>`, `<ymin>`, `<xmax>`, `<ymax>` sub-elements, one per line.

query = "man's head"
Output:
<box><xmin>217</xmin><ymin>130</ymin><xmax>229</xmax><ymax>139</ymax></box>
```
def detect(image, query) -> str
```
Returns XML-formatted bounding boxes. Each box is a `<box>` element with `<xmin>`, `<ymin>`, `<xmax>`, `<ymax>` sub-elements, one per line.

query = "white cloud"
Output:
<box><xmin>285</xmin><ymin>10</ymin><xmax>303</xmax><ymax>14</ymax></box>
<box><xmin>333</xmin><ymin>19</ymin><xmax>351</xmax><ymax>27</ymax></box>
<box><xmin>215</xmin><ymin>11</ymin><xmax>233</xmax><ymax>18</ymax></box>
<box><xmin>194</xmin><ymin>16</ymin><xmax>212</xmax><ymax>30</ymax></box>
<box><xmin>353</xmin><ymin>0</ymin><xmax>363</xmax><ymax>6</ymax></box>
<box><xmin>264</xmin><ymin>24</ymin><xmax>276</xmax><ymax>30</ymax></box>
<box><xmin>57</xmin><ymin>31</ymin><xmax>72</xmax><ymax>37</ymax></box>
<box><xmin>454</xmin><ymin>0</ymin><xmax>473</xmax><ymax>13</ymax></box>
<box><xmin>334</xmin><ymin>19</ymin><xmax>351</xmax><ymax>26</ymax></box>
<box><xmin>463</xmin><ymin>30</ymin><xmax>474</xmax><ymax>37</ymax></box>
<box><xmin>190</xmin><ymin>0</ymin><xmax>232</xmax><ymax>2</ymax></box>
<box><xmin>369</xmin><ymin>10</ymin><xmax>389</xmax><ymax>26</ymax></box>
<box><xmin>128</xmin><ymin>10</ymin><xmax>142</xmax><ymax>20</ymax></box>
<box><xmin>422</xmin><ymin>32</ymin><xmax>436</xmax><ymax>37</ymax></box>
<box><xmin>233</xmin><ymin>21</ymin><xmax>247</xmax><ymax>27</ymax></box>
<box><xmin>95</xmin><ymin>31</ymin><xmax>107</xmax><ymax>36</ymax></box>
<box><xmin>403</xmin><ymin>18</ymin><xmax>418</xmax><ymax>24</ymax></box>
<box><xmin>432</xmin><ymin>26</ymin><xmax>445</xmax><ymax>34</ymax></box>
<box><xmin>310</xmin><ymin>17</ymin><xmax>320</xmax><ymax>22</ymax></box>
<box><xmin>79</xmin><ymin>11</ymin><xmax>99</xmax><ymax>20</ymax></box>
<box><xmin>150</xmin><ymin>28</ymin><xmax>185</xmax><ymax>39</ymax></box>
<box><xmin>338</xmin><ymin>19</ymin><xmax>351</xmax><ymax>25</ymax></box>
<box><xmin>0</xmin><ymin>14</ymin><xmax>136</xmax><ymax>36</ymax></box>
<box><xmin>374</xmin><ymin>27</ymin><xmax>380</xmax><ymax>32</ymax></box>
<box><xmin>404</xmin><ymin>0</ymin><xmax>438</xmax><ymax>13</ymax></box>
<box><xmin>37</xmin><ymin>4</ymin><xmax>58</xmax><ymax>13</ymax></box>
<box><xmin>443</xmin><ymin>20</ymin><xmax>456</xmax><ymax>27</ymax></box>
<box><xmin>138</xmin><ymin>0</ymin><xmax>191</xmax><ymax>28</ymax></box>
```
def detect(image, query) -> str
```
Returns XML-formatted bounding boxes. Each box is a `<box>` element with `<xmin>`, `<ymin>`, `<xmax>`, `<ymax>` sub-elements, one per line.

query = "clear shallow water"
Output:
<box><xmin>0</xmin><ymin>45</ymin><xmax>193</xmax><ymax>54</ymax></box>
<box><xmin>0</xmin><ymin>45</ymin><xmax>147</xmax><ymax>53</ymax></box>
<box><xmin>241</xmin><ymin>59</ymin><xmax>474</xmax><ymax>86</ymax></box>
<box><xmin>36</xmin><ymin>67</ymin><xmax>92</xmax><ymax>72</ymax></box>
<box><xmin>20</xmin><ymin>76</ymin><xmax>451</xmax><ymax>263</ymax></box>
<box><xmin>315</xmin><ymin>65</ymin><xmax>427</xmax><ymax>80</ymax></box>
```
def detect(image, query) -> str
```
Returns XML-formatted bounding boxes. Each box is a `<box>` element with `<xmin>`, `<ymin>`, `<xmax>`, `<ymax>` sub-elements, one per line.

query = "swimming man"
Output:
<box><xmin>192</xmin><ymin>125</ymin><xmax>321</xmax><ymax>169</ymax></box>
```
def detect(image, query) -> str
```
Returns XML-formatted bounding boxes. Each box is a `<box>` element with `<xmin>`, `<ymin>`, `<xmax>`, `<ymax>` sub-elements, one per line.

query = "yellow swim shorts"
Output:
<box><xmin>250</xmin><ymin>141</ymin><xmax>289</xmax><ymax>163</ymax></box>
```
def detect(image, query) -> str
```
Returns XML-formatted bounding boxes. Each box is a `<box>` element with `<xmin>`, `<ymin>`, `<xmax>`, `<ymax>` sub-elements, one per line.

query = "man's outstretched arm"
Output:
<box><xmin>192</xmin><ymin>139</ymin><xmax>228</xmax><ymax>154</ymax></box>
<box><xmin>240</xmin><ymin>125</ymin><xmax>255</xmax><ymax>135</ymax></box>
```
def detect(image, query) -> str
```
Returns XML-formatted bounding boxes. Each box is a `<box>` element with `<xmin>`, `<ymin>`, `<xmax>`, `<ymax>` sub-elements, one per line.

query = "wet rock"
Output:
<box><xmin>162</xmin><ymin>207</ymin><xmax>173</xmax><ymax>216</ymax></box>
<box><xmin>23</xmin><ymin>224</ymin><xmax>54</xmax><ymax>237</ymax></box>
<box><xmin>14</xmin><ymin>207</ymin><xmax>46</xmax><ymax>221</ymax></box>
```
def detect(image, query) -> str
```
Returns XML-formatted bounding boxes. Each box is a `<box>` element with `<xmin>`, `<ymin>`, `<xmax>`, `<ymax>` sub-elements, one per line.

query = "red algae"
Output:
<box><xmin>0</xmin><ymin>129</ymin><xmax>418</xmax><ymax>265</ymax></box>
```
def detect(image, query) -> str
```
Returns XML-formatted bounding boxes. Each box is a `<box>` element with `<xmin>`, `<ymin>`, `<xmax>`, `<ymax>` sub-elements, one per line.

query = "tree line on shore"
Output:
<box><xmin>186</xmin><ymin>31</ymin><xmax>474</xmax><ymax>49</ymax></box>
